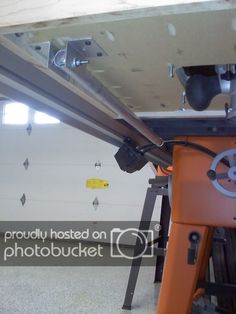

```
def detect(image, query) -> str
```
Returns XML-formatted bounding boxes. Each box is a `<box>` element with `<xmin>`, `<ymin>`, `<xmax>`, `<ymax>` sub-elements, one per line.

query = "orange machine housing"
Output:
<box><xmin>156</xmin><ymin>136</ymin><xmax>236</xmax><ymax>314</ymax></box>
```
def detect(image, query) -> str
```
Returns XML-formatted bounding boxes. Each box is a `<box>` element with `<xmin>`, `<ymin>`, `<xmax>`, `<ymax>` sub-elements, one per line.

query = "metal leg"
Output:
<box><xmin>154</xmin><ymin>195</ymin><xmax>171</xmax><ymax>283</ymax></box>
<box><xmin>122</xmin><ymin>185</ymin><xmax>158</xmax><ymax>310</ymax></box>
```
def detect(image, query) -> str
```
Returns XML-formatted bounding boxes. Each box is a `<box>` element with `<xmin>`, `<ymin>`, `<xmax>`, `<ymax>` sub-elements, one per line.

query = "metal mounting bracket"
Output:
<box><xmin>67</xmin><ymin>38</ymin><xmax>107</xmax><ymax>60</ymax></box>
<box><xmin>30</xmin><ymin>41</ymin><xmax>69</xmax><ymax>80</ymax></box>
<box><xmin>65</xmin><ymin>38</ymin><xmax>107</xmax><ymax>73</ymax></box>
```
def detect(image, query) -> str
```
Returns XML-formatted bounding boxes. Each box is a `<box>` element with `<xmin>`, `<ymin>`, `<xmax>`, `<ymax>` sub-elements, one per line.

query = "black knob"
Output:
<box><xmin>207</xmin><ymin>169</ymin><xmax>216</xmax><ymax>180</ymax></box>
<box><xmin>189</xmin><ymin>232</ymin><xmax>201</xmax><ymax>243</ymax></box>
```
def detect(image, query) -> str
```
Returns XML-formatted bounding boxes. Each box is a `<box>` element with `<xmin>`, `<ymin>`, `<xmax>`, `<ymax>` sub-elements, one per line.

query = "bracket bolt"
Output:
<box><xmin>73</xmin><ymin>58</ymin><xmax>89</xmax><ymax>67</ymax></box>
<box><xmin>168</xmin><ymin>63</ymin><xmax>174</xmax><ymax>78</ymax></box>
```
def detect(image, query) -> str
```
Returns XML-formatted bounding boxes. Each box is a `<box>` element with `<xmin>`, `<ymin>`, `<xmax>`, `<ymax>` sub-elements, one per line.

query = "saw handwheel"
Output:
<box><xmin>208</xmin><ymin>148</ymin><xmax>236</xmax><ymax>198</ymax></box>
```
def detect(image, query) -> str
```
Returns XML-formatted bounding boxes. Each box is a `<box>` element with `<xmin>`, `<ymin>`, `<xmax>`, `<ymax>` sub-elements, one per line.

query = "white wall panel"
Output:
<box><xmin>0</xmin><ymin>104</ymin><xmax>162</xmax><ymax>222</ymax></box>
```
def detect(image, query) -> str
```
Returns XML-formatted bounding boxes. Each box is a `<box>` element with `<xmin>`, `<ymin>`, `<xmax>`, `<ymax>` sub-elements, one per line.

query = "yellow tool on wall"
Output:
<box><xmin>86</xmin><ymin>178</ymin><xmax>109</xmax><ymax>189</ymax></box>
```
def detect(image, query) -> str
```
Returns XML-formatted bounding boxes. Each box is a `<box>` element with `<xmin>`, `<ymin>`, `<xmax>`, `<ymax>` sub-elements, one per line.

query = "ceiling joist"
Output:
<box><xmin>0</xmin><ymin>0</ymin><xmax>234</xmax><ymax>33</ymax></box>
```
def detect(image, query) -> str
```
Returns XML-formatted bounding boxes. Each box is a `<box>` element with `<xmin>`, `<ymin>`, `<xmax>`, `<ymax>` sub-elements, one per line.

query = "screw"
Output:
<box><xmin>73</xmin><ymin>58</ymin><xmax>89</xmax><ymax>67</ymax></box>
<box><xmin>168</xmin><ymin>63</ymin><xmax>174</xmax><ymax>78</ymax></box>
<box><xmin>181</xmin><ymin>91</ymin><xmax>186</xmax><ymax>104</ymax></box>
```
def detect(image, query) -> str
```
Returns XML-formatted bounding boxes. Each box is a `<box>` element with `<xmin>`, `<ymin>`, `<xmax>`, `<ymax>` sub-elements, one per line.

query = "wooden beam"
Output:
<box><xmin>0</xmin><ymin>0</ymin><xmax>234</xmax><ymax>34</ymax></box>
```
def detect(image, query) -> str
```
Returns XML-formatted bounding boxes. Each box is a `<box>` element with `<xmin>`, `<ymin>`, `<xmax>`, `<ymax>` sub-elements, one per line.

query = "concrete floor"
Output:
<box><xmin>0</xmin><ymin>267</ymin><xmax>159</xmax><ymax>314</ymax></box>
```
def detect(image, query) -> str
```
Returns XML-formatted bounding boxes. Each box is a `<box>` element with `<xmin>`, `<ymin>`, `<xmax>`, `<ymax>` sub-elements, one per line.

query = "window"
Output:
<box><xmin>3</xmin><ymin>102</ymin><xmax>28</xmax><ymax>125</ymax></box>
<box><xmin>34</xmin><ymin>111</ymin><xmax>60</xmax><ymax>124</ymax></box>
<box><xmin>2</xmin><ymin>102</ymin><xmax>60</xmax><ymax>125</ymax></box>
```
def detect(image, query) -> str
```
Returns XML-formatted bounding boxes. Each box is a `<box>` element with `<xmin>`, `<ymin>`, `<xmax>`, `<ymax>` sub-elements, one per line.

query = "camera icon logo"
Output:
<box><xmin>110</xmin><ymin>228</ymin><xmax>154</xmax><ymax>260</ymax></box>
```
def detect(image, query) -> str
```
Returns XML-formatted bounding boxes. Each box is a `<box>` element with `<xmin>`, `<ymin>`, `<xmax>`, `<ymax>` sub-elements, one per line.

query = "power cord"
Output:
<box><xmin>137</xmin><ymin>140</ymin><xmax>229</xmax><ymax>167</ymax></box>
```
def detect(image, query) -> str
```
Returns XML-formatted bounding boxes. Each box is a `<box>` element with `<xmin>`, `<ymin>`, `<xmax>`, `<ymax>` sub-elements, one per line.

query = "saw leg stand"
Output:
<box><xmin>122</xmin><ymin>177</ymin><xmax>171</xmax><ymax>310</ymax></box>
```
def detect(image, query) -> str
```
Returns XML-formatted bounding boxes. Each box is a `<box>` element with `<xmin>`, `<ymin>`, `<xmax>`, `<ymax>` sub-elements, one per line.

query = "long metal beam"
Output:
<box><xmin>54</xmin><ymin>48</ymin><xmax>164</xmax><ymax>147</ymax></box>
<box><xmin>51</xmin><ymin>43</ymin><xmax>164</xmax><ymax>147</ymax></box>
<box><xmin>0</xmin><ymin>43</ymin><xmax>172</xmax><ymax>167</ymax></box>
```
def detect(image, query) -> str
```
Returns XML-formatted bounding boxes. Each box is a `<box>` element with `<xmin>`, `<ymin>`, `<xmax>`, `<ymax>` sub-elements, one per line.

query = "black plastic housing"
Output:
<box><xmin>114</xmin><ymin>143</ymin><xmax>148</xmax><ymax>173</ymax></box>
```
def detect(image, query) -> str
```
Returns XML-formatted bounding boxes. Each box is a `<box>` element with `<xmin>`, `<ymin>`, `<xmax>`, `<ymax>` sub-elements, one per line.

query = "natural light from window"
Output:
<box><xmin>3</xmin><ymin>103</ymin><xmax>28</xmax><ymax>125</ymax></box>
<box><xmin>2</xmin><ymin>102</ymin><xmax>60</xmax><ymax>125</ymax></box>
<box><xmin>34</xmin><ymin>111</ymin><xmax>60</xmax><ymax>124</ymax></box>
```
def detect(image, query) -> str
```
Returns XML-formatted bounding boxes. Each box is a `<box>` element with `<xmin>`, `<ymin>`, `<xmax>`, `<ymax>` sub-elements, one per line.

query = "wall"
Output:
<box><xmin>0</xmin><ymin>103</ymin><xmax>162</xmax><ymax>222</ymax></box>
